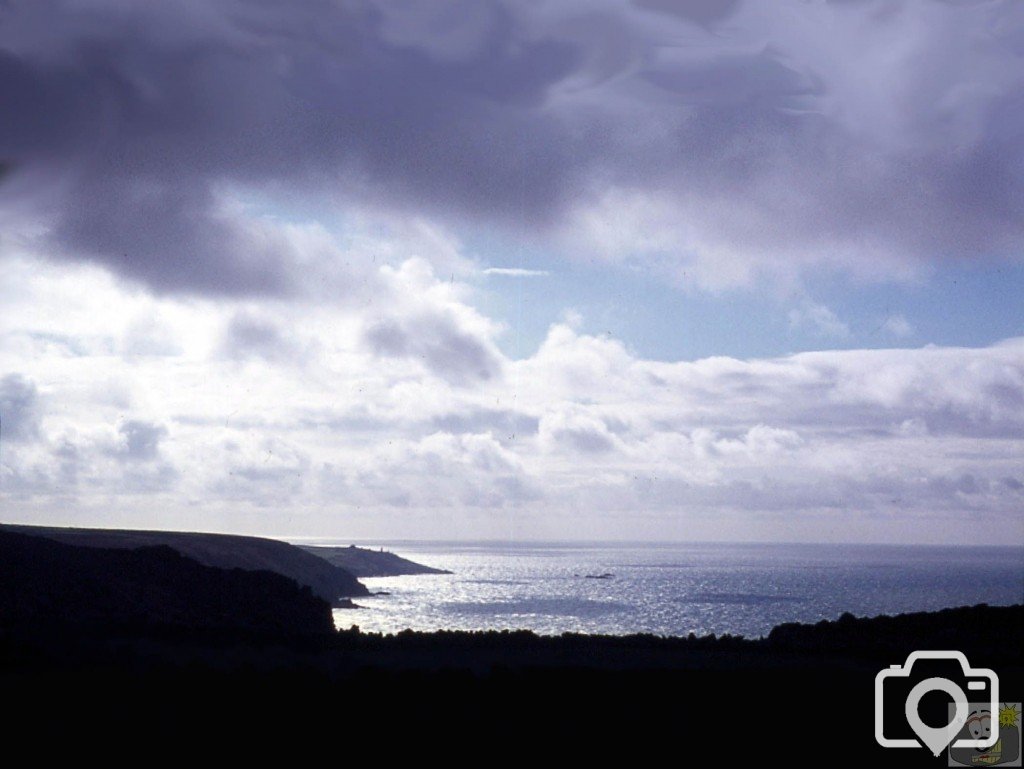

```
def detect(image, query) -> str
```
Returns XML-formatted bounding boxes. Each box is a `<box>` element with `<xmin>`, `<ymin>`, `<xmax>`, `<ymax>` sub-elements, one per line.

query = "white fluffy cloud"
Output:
<box><xmin>1</xmin><ymin>217</ymin><xmax>1021</xmax><ymax>544</ymax></box>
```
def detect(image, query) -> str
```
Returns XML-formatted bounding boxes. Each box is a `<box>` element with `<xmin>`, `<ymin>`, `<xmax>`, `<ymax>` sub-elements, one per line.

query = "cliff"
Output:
<box><xmin>0</xmin><ymin>523</ymin><xmax>368</xmax><ymax>604</ymax></box>
<box><xmin>0</xmin><ymin>529</ymin><xmax>335</xmax><ymax>635</ymax></box>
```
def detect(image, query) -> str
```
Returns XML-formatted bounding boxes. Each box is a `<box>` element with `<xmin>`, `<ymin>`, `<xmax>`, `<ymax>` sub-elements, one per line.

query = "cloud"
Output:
<box><xmin>483</xmin><ymin>267</ymin><xmax>551</xmax><ymax>277</ymax></box>
<box><xmin>429</xmin><ymin>407</ymin><xmax>538</xmax><ymax>439</ymax></box>
<box><xmin>363</xmin><ymin>312</ymin><xmax>503</xmax><ymax>385</ymax></box>
<box><xmin>362</xmin><ymin>259</ymin><xmax>505</xmax><ymax>385</ymax></box>
<box><xmin>700</xmin><ymin>425</ymin><xmax>805</xmax><ymax>459</ymax></box>
<box><xmin>788</xmin><ymin>302</ymin><xmax>850</xmax><ymax>338</ymax></box>
<box><xmin>213</xmin><ymin>437</ymin><xmax>310</xmax><ymax>505</ymax></box>
<box><xmin>341</xmin><ymin>431</ymin><xmax>536</xmax><ymax>509</ymax></box>
<box><xmin>220</xmin><ymin>311</ymin><xmax>313</xmax><ymax>365</ymax></box>
<box><xmin>883</xmin><ymin>314</ymin><xmax>915</xmax><ymax>338</ymax></box>
<box><xmin>122</xmin><ymin>311</ymin><xmax>185</xmax><ymax>358</ymax></box>
<box><xmin>539</xmin><ymin>407</ymin><xmax>619</xmax><ymax>454</ymax></box>
<box><xmin>1</xmin><ymin>245</ymin><xmax>1022</xmax><ymax>542</ymax></box>
<box><xmin>0</xmin><ymin>373</ymin><xmax>40</xmax><ymax>442</ymax></box>
<box><xmin>0</xmin><ymin>0</ymin><xmax>578</xmax><ymax>293</ymax></box>
<box><xmin>116</xmin><ymin>420</ymin><xmax>168</xmax><ymax>462</ymax></box>
<box><xmin>0</xmin><ymin>0</ymin><xmax>1020</xmax><ymax>295</ymax></box>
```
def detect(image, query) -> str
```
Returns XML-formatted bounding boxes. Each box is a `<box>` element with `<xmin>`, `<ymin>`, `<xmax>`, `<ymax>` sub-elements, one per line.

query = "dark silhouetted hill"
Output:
<box><xmin>299</xmin><ymin>544</ymin><xmax>452</xmax><ymax>577</ymax></box>
<box><xmin>0</xmin><ymin>523</ymin><xmax>368</xmax><ymax>604</ymax></box>
<box><xmin>0</xmin><ymin>529</ymin><xmax>335</xmax><ymax>635</ymax></box>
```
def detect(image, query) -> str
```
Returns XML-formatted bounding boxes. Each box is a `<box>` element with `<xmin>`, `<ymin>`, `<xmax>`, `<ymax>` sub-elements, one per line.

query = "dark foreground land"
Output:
<box><xmin>0</xmin><ymin>529</ymin><xmax>1020</xmax><ymax>767</ymax></box>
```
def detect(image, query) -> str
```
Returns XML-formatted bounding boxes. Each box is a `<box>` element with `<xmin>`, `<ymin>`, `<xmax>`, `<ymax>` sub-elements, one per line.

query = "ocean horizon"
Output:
<box><xmin>292</xmin><ymin>540</ymin><xmax>1024</xmax><ymax>638</ymax></box>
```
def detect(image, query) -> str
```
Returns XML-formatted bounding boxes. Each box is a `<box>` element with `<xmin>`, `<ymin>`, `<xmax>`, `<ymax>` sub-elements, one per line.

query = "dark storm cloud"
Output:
<box><xmin>0</xmin><ymin>0</ymin><xmax>1021</xmax><ymax>293</ymax></box>
<box><xmin>0</xmin><ymin>0</ymin><xmax>579</xmax><ymax>293</ymax></box>
<box><xmin>54</xmin><ymin>179</ymin><xmax>293</xmax><ymax>295</ymax></box>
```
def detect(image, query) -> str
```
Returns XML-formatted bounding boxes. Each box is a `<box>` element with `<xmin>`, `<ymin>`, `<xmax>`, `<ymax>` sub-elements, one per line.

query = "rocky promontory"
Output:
<box><xmin>298</xmin><ymin>544</ymin><xmax>452</xmax><ymax>577</ymax></box>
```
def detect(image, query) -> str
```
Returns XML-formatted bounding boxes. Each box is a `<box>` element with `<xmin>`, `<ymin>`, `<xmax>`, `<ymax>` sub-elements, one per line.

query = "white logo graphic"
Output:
<box><xmin>875</xmin><ymin>651</ymin><xmax>999</xmax><ymax>756</ymax></box>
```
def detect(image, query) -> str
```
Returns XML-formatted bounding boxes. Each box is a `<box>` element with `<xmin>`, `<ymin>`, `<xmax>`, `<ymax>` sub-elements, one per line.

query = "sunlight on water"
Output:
<box><xmin>326</xmin><ymin>542</ymin><xmax>1024</xmax><ymax>638</ymax></box>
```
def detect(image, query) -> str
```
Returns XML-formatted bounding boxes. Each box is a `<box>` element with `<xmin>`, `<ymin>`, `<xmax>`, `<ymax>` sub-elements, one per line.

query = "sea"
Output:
<box><xmin>313</xmin><ymin>541</ymin><xmax>1024</xmax><ymax>639</ymax></box>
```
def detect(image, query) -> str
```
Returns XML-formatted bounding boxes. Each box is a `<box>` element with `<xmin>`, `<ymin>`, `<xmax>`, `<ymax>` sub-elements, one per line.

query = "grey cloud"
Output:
<box><xmin>622</xmin><ymin>466</ymin><xmax>1021</xmax><ymax>515</ymax></box>
<box><xmin>122</xmin><ymin>462</ymin><xmax>179</xmax><ymax>493</ymax></box>
<box><xmin>181</xmin><ymin>406</ymin><xmax>394</xmax><ymax>435</ymax></box>
<box><xmin>430</xmin><ymin>408</ymin><xmax>539</xmax><ymax>438</ymax></box>
<box><xmin>296</xmin><ymin>408</ymin><xmax>394</xmax><ymax>435</ymax></box>
<box><xmin>364</xmin><ymin>313</ymin><xmax>503</xmax><ymax>384</ymax></box>
<box><xmin>337</xmin><ymin>430</ymin><xmax>532</xmax><ymax>508</ymax></box>
<box><xmin>221</xmin><ymin>404</ymin><xmax>537</xmax><ymax>439</ymax></box>
<box><xmin>459</xmin><ymin>474</ymin><xmax>541</xmax><ymax>507</ymax></box>
<box><xmin>548</xmin><ymin>424</ymin><xmax>615</xmax><ymax>454</ymax></box>
<box><xmin>597</xmin><ymin>475</ymin><xmax>838</xmax><ymax>514</ymax></box>
<box><xmin>213</xmin><ymin>461</ymin><xmax>307</xmax><ymax>505</ymax></box>
<box><xmin>916</xmin><ymin>406</ymin><xmax>1024</xmax><ymax>440</ymax></box>
<box><xmin>539</xmin><ymin>407</ymin><xmax>619</xmax><ymax>454</ymax></box>
<box><xmin>53</xmin><ymin>438</ymin><xmax>81</xmax><ymax>488</ymax></box>
<box><xmin>0</xmin><ymin>373</ymin><xmax>40</xmax><ymax>442</ymax></box>
<box><xmin>0</xmin><ymin>0</ymin><xmax>1019</xmax><ymax>293</ymax></box>
<box><xmin>364</xmin><ymin>319</ymin><xmax>408</xmax><ymax>355</ymax></box>
<box><xmin>117</xmin><ymin>419</ymin><xmax>167</xmax><ymax>461</ymax></box>
<box><xmin>0</xmin><ymin>0</ymin><xmax>578</xmax><ymax>293</ymax></box>
<box><xmin>633</xmin><ymin>0</ymin><xmax>740</xmax><ymax>25</ymax></box>
<box><xmin>53</xmin><ymin>179</ymin><xmax>294</xmax><ymax>296</ymax></box>
<box><xmin>221</xmin><ymin>311</ymin><xmax>310</xmax><ymax>363</ymax></box>
<box><xmin>928</xmin><ymin>472</ymin><xmax>982</xmax><ymax>498</ymax></box>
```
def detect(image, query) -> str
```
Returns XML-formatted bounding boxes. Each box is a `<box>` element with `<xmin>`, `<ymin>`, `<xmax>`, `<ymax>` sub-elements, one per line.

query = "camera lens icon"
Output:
<box><xmin>905</xmin><ymin>677</ymin><xmax>969</xmax><ymax>755</ymax></box>
<box><xmin>875</xmin><ymin>651</ymin><xmax>999</xmax><ymax>756</ymax></box>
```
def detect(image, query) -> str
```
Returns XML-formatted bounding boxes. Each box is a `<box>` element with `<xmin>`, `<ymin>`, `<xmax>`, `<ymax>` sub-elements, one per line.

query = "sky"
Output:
<box><xmin>1</xmin><ymin>0</ymin><xmax>1022</xmax><ymax>544</ymax></box>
